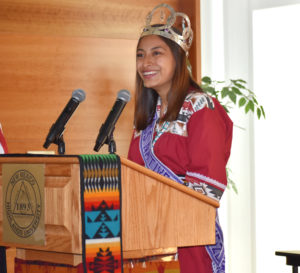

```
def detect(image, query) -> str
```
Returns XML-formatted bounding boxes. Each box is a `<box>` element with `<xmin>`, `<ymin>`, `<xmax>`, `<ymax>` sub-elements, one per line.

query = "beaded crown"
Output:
<box><xmin>140</xmin><ymin>3</ymin><xmax>193</xmax><ymax>54</ymax></box>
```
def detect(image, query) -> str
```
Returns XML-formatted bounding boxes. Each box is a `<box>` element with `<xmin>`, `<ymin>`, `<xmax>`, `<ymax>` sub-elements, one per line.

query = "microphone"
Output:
<box><xmin>94</xmin><ymin>89</ymin><xmax>131</xmax><ymax>152</ymax></box>
<box><xmin>43</xmin><ymin>89</ymin><xmax>86</xmax><ymax>149</ymax></box>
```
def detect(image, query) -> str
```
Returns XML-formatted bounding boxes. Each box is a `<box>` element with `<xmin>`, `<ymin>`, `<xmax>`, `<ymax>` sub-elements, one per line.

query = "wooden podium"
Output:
<box><xmin>0</xmin><ymin>155</ymin><xmax>219</xmax><ymax>266</ymax></box>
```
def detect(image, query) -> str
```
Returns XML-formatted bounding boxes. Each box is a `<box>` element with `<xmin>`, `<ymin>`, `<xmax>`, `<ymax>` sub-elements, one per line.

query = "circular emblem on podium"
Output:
<box><xmin>5</xmin><ymin>169</ymin><xmax>42</xmax><ymax>238</ymax></box>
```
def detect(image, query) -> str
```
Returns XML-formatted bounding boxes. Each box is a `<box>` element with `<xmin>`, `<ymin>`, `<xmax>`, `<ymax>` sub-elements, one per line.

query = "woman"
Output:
<box><xmin>127</xmin><ymin>3</ymin><xmax>233</xmax><ymax>273</ymax></box>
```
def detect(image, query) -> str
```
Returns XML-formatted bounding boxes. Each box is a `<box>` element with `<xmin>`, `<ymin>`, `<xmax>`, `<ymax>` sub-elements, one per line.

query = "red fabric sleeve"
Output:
<box><xmin>0</xmin><ymin>127</ymin><xmax>8</xmax><ymax>154</ymax></box>
<box><xmin>127</xmin><ymin>131</ymin><xmax>145</xmax><ymax>166</ymax></box>
<box><xmin>185</xmin><ymin>100</ymin><xmax>232</xmax><ymax>193</ymax></box>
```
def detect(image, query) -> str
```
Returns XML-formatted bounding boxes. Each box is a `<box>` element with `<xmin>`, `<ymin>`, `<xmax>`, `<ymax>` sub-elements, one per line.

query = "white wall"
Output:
<box><xmin>223</xmin><ymin>0</ymin><xmax>256</xmax><ymax>272</ymax></box>
<box><xmin>253</xmin><ymin>4</ymin><xmax>300</xmax><ymax>273</ymax></box>
<box><xmin>201</xmin><ymin>0</ymin><xmax>300</xmax><ymax>272</ymax></box>
<box><xmin>202</xmin><ymin>0</ymin><xmax>255</xmax><ymax>272</ymax></box>
<box><xmin>252</xmin><ymin>0</ymin><xmax>300</xmax><ymax>9</ymax></box>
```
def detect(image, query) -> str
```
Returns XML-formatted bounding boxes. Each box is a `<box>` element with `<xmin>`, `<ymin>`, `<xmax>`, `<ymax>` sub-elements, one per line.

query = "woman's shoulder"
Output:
<box><xmin>183</xmin><ymin>91</ymin><xmax>215</xmax><ymax>113</ymax></box>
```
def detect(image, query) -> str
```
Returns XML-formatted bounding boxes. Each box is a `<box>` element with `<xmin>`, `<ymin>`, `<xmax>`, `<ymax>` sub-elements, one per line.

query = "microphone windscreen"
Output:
<box><xmin>72</xmin><ymin>89</ymin><xmax>86</xmax><ymax>102</ymax></box>
<box><xmin>117</xmin><ymin>89</ymin><xmax>131</xmax><ymax>102</ymax></box>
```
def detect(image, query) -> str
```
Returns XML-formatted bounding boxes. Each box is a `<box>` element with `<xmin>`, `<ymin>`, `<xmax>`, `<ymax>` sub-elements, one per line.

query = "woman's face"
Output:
<box><xmin>136</xmin><ymin>35</ymin><xmax>176</xmax><ymax>97</ymax></box>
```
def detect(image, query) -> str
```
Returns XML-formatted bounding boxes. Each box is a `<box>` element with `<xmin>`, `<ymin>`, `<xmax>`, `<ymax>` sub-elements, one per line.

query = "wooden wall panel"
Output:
<box><xmin>0</xmin><ymin>0</ymin><xmax>200</xmax><ymax>157</ymax></box>
<box><xmin>0</xmin><ymin>34</ymin><xmax>136</xmax><ymax>155</ymax></box>
<box><xmin>0</xmin><ymin>0</ymin><xmax>179</xmax><ymax>39</ymax></box>
<box><xmin>179</xmin><ymin>0</ymin><xmax>202</xmax><ymax>81</ymax></box>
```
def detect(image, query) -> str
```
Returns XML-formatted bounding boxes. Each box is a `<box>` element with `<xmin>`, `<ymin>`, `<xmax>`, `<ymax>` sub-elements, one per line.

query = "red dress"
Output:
<box><xmin>128</xmin><ymin>91</ymin><xmax>233</xmax><ymax>273</ymax></box>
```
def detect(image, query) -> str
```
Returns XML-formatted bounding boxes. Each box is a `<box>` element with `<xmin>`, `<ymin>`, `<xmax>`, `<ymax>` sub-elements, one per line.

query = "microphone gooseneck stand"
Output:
<box><xmin>53</xmin><ymin>134</ymin><xmax>66</xmax><ymax>155</ymax></box>
<box><xmin>107</xmin><ymin>127</ymin><xmax>116</xmax><ymax>154</ymax></box>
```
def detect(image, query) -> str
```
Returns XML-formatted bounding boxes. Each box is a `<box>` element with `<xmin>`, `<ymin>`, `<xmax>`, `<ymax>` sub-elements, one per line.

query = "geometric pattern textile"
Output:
<box><xmin>123</xmin><ymin>260</ymin><xmax>180</xmax><ymax>273</ymax></box>
<box><xmin>79</xmin><ymin>154</ymin><xmax>123</xmax><ymax>273</ymax></box>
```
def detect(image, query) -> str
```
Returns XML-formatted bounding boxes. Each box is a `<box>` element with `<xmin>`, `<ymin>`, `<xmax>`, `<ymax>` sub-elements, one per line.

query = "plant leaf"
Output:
<box><xmin>202</xmin><ymin>76</ymin><xmax>212</xmax><ymax>84</ymax></box>
<box><xmin>239</xmin><ymin>97</ymin><xmax>247</xmax><ymax>107</ymax></box>
<box><xmin>249</xmin><ymin>100</ymin><xmax>255</xmax><ymax>111</ymax></box>
<box><xmin>245</xmin><ymin>100</ymin><xmax>254</xmax><ymax>113</ymax></box>
<box><xmin>257</xmin><ymin>107</ymin><xmax>261</xmax><ymax>119</ymax></box>
<box><xmin>226</xmin><ymin>168</ymin><xmax>238</xmax><ymax>194</ymax></box>
<box><xmin>222</xmin><ymin>105</ymin><xmax>230</xmax><ymax>113</ymax></box>
<box><xmin>221</xmin><ymin>87</ymin><xmax>229</xmax><ymax>98</ymax></box>
<box><xmin>232</xmin><ymin>86</ymin><xmax>242</xmax><ymax>95</ymax></box>
<box><xmin>200</xmin><ymin>76</ymin><xmax>265</xmax><ymax>119</ymax></box>
<box><xmin>228</xmin><ymin>91</ymin><xmax>237</xmax><ymax>104</ymax></box>
<box><xmin>260</xmin><ymin>105</ymin><xmax>266</xmax><ymax>118</ymax></box>
<box><xmin>233</xmin><ymin>82</ymin><xmax>246</xmax><ymax>89</ymax></box>
<box><xmin>252</xmin><ymin>96</ymin><xmax>258</xmax><ymax>105</ymax></box>
<box><xmin>202</xmin><ymin>86</ymin><xmax>215</xmax><ymax>94</ymax></box>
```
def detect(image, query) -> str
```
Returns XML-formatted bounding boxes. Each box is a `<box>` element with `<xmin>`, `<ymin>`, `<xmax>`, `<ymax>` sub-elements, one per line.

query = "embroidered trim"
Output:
<box><xmin>206</xmin><ymin>213</ymin><xmax>225</xmax><ymax>273</ymax></box>
<box><xmin>186</xmin><ymin>171</ymin><xmax>226</xmax><ymax>191</ymax></box>
<box><xmin>159</xmin><ymin>92</ymin><xmax>215</xmax><ymax>137</ymax></box>
<box><xmin>134</xmin><ymin>92</ymin><xmax>215</xmax><ymax>139</ymax></box>
<box><xmin>139</xmin><ymin>111</ymin><xmax>184</xmax><ymax>184</ymax></box>
<box><xmin>185</xmin><ymin>92</ymin><xmax>215</xmax><ymax>112</ymax></box>
<box><xmin>184</xmin><ymin>181</ymin><xmax>222</xmax><ymax>201</ymax></box>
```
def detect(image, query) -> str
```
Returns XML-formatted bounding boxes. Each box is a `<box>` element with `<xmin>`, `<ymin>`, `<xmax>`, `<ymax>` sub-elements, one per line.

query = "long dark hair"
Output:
<box><xmin>134</xmin><ymin>35</ymin><xmax>201</xmax><ymax>131</ymax></box>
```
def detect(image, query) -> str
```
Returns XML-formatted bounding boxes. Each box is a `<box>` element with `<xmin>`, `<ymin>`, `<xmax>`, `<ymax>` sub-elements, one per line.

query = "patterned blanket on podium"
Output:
<box><xmin>79</xmin><ymin>154</ymin><xmax>123</xmax><ymax>273</ymax></box>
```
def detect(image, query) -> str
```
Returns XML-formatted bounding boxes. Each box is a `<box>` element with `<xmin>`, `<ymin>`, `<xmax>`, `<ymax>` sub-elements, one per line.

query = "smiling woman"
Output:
<box><xmin>134</xmin><ymin>33</ymin><xmax>196</xmax><ymax>131</ymax></box>
<box><xmin>127</xmin><ymin>3</ymin><xmax>233</xmax><ymax>273</ymax></box>
<box><xmin>136</xmin><ymin>35</ymin><xmax>176</xmax><ymax>108</ymax></box>
<box><xmin>0</xmin><ymin>0</ymin><xmax>202</xmax><ymax>272</ymax></box>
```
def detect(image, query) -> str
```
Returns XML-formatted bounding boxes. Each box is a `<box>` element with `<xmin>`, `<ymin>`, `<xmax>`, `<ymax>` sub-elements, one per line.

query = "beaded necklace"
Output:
<box><xmin>152</xmin><ymin>98</ymin><xmax>170</xmax><ymax>147</ymax></box>
<box><xmin>152</xmin><ymin>120</ymin><xmax>170</xmax><ymax>147</ymax></box>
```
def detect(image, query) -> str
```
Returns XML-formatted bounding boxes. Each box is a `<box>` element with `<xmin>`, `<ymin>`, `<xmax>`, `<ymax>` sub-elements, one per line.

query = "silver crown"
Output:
<box><xmin>140</xmin><ymin>3</ymin><xmax>193</xmax><ymax>54</ymax></box>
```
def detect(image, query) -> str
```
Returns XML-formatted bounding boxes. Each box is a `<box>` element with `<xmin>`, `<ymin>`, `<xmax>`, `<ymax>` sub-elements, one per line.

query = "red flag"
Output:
<box><xmin>0</xmin><ymin>125</ymin><xmax>8</xmax><ymax>154</ymax></box>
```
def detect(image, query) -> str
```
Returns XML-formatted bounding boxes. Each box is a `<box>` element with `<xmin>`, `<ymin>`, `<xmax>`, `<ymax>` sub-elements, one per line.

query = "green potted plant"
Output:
<box><xmin>200</xmin><ymin>76</ymin><xmax>265</xmax><ymax>193</ymax></box>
